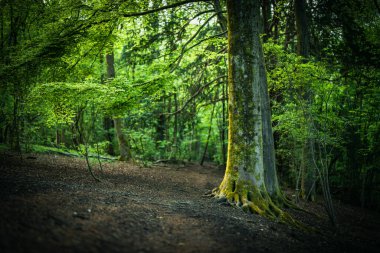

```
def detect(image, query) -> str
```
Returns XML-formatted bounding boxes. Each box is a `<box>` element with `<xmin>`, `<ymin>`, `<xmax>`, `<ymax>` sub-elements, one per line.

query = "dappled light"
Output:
<box><xmin>0</xmin><ymin>0</ymin><xmax>379</xmax><ymax>252</ymax></box>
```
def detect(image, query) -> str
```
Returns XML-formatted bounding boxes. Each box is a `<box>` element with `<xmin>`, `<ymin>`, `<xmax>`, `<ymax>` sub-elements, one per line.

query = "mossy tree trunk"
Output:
<box><xmin>213</xmin><ymin>0</ymin><xmax>285</xmax><ymax>218</ymax></box>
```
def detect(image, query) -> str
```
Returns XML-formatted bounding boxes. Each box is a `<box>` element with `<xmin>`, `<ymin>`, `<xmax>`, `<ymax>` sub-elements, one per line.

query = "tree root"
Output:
<box><xmin>212</xmin><ymin>187</ymin><xmax>313</xmax><ymax>232</ymax></box>
<box><xmin>271</xmin><ymin>193</ymin><xmax>320</xmax><ymax>218</ymax></box>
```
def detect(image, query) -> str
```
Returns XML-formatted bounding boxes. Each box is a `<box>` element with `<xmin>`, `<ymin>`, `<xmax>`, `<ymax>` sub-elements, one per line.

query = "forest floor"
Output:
<box><xmin>0</xmin><ymin>152</ymin><xmax>379</xmax><ymax>253</ymax></box>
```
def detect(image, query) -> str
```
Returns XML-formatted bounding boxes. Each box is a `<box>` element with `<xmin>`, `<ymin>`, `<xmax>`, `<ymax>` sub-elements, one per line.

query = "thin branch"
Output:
<box><xmin>132</xmin><ymin>76</ymin><xmax>163</xmax><ymax>88</ymax></box>
<box><xmin>170</xmin><ymin>13</ymin><xmax>218</xmax><ymax>71</ymax></box>
<box><xmin>121</xmin><ymin>0</ymin><xmax>212</xmax><ymax>18</ymax></box>
<box><xmin>70</xmin><ymin>27</ymin><xmax>114</xmax><ymax>70</ymax></box>
<box><xmin>165</xmin><ymin>75</ymin><xmax>226</xmax><ymax>115</ymax></box>
<box><xmin>198</xmin><ymin>95</ymin><xmax>227</xmax><ymax>108</ymax></box>
<box><xmin>178</xmin><ymin>9</ymin><xmax>217</xmax><ymax>37</ymax></box>
<box><xmin>186</xmin><ymin>31</ymin><xmax>227</xmax><ymax>52</ymax></box>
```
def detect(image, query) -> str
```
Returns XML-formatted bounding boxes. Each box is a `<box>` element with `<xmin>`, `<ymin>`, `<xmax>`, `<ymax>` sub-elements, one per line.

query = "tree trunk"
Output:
<box><xmin>295</xmin><ymin>0</ymin><xmax>316</xmax><ymax>201</ymax></box>
<box><xmin>200</xmin><ymin>96</ymin><xmax>216</xmax><ymax>166</ymax></box>
<box><xmin>11</xmin><ymin>91</ymin><xmax>21</xmax><ymax>151</ymax></box>
<box><xmin>295</xmin><ymin>0</ymin><xmax>310</xmax><ymax>57</ymax></box>
<box><xmin>113</xmin><ymin>117</ymin><xmax>131</xmax><ymax>161</ymax></box>
<box><xmin>106</xmin><ymin>50</ymin><xmax>131</xmax><ymax>161</ymax></box>
<box><xmin>213</xmin><ymin>0</ymin><xmax>227</xmax><ymax>32</ymax></box>
<box><xmin>220</xmin><ymin>79</ymin><xmax>227</xmax><ymax>165</ymax></box>
<box><xmin>100</xmin><ymin>52</ymin><xmax>115</xmax><ymax>155</ymax></box>
<box><xmin>214</xmin><ymin>0</ymin><xmax>287</xmax><ymax>219</ymax></box>
<box><xmin>155</xmin><ymin>95</ymin><xmax>166</xmax><ymax>158</ymax></box>
<box><xmin>103</xmin><ymin>117</ymin><xmax>115</xmax><ymax>155</ymax></box>
<box><xmin>261</xmin><ymin>51</ymin><xmax>281</xmax><ymax>198</ymax></box>
<box><xmin>262</xmin><ymin>0</ymin><xmax>272</xmax><ymax>41</ymax></box>
<box><xmin>169</xmin><ymin>93</ymin><xmax>179</xmax><ymax>160</ymax></box>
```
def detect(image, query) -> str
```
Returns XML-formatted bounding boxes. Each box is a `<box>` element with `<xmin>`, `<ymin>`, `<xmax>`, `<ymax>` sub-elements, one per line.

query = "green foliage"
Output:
<box><xmin>264</xmin><ymin>41</ymin><xmax>344</xmax><ymax>182</ymax></box>
<box><xmin>1</xmin><ymin>0</ymin><xmax>378</xmax><ymax>209</ymax></box>
<box><xmin>30</xmin><ymin>144</ymin><xmax>78</xmax><ymax>156</ymax></box>
<box><xmin>26</xmin><ymin>82</ymin><xmax>102</xmax><ymax>126</ymax></box>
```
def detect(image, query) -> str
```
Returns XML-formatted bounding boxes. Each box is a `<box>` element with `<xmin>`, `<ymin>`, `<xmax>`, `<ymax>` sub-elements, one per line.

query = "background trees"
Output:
<box><xmin>0</xmin><ymin>0</ymin><xmax>379</xmax><ymax>212</ymax></box>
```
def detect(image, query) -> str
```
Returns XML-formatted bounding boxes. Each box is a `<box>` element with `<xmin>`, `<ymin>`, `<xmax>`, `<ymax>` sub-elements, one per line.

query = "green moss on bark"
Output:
<box><xmin>214</xmin><ymin>0</ymin><xmax>304</xmax><ymax>228</ymax></box>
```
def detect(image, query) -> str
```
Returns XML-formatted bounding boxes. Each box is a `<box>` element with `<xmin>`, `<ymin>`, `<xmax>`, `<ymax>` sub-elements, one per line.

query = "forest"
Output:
<box><xmin>0</xmin><ymin>0</ymin><xmax>380</xmax><ymax>252</ymax></box>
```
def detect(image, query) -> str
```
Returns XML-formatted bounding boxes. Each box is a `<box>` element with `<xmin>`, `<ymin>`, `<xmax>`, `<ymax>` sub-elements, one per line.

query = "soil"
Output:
<box><xmin>0</xmin><ymin>152</ymin><xmax>379</xmax><ymax>253</ymax></box>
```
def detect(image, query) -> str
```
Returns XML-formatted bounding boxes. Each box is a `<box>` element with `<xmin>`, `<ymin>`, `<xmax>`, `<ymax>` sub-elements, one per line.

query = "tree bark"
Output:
<box><xmin>260</xmin><ymin>47</ymin><xmax>281</xmax><ymax>197</ymax></box>
<box><xmin>214</xmin><ymin>0</ymin><xmax>287</xmax><ymax>219</ymax></box>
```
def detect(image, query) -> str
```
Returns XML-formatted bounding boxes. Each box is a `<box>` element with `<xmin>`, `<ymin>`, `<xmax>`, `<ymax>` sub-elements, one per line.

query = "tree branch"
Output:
<box><xmin>178</xmin><ymin>9</ymin><xmax>216</xmax><ymax>37</ymax></box>
<box><xmin>121</xmin><ymin>0</ymin><xmax>212</xmax><ymax>18</ymax></box>
<box><xmin>198</xmin><ymin>95</ymin><xmax>227</xmax><ymax>108</ymax></box>
<box><xmin>170</xmin><ymin>13</ymin><xmax>218</xmax><ymax>71</ymax></box>
<box><xmin>165</xmin><ymin>75</ymin><xmax>226</xmax><ymax>115</ymax></box>
<box><xmin>186</xmin><ymin>31</ymin><xmax>227</xmax><ymax>52</ymax></box>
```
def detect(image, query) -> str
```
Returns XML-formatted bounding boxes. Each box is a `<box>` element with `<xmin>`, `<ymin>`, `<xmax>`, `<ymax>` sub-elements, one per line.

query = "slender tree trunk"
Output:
<box><xmin>166</xmin><ymin>95</ymin><xmax>171</xmax><ymax>153</ymax></box>
<box><xmin>295</xmin><ymin>0</ymin><xmax>310</xmax><ymax>57</ymax></box>
<box><xmin>295</xmin><ymin>0</ymin><xmax>316</xmax><ymax>201</ymax></box>
<box><xmin>103</xmin><ymin>117</ymin><xmax>115</xmax><ymax>155</ymax></box>
<box><xmin>56</xmin><ymin>129</ymin><xmax>61</xmax><ymax>146</ymax></box>
<box><xmin>261</xmin><ymin>53</ymin><xmax>281</xmax><ymax>198</ymax></box>
<box><xmin>262</xmin><ymin>0</ymin><xmax>272</xmax><ymax>41</ymax></box>
<box><xmin>100</xmin><ymin>52</ymin><xmax>115</xmax><ymax>155</ymax></box>
<box><xmin>114</xmin><ymin>117</ymin><xmax>131</xmax><ymax>161</ymax></box>
<box><xmin>156</xmin><ymin>95</ymin><xmax>166</xmax><ymax>158</ymax></box>
<box><xmin>284</xmin><ymin>1</ymin><xmax>296</xmax><ymax>51</ymax></box>
<box><xmin>11</xmin><ymin>91</ymin><xmax>21</xmax><ymax>151</ymax></box>
<box><xmin>170</xmin><ymin>93</ymin><xmax>179</xmax><ymax>159</ymax></box>
<box><xmin>7</xmin><ymin>3</ymin><xmax>21</xmax><ymax>152</ymax></box>
<box><xmin>213</xmin><ymin>0</ymin><xmax>227</xmax><ymax>32</ymax></box>
<box><xmin>272</xmin><ymin>0</ymin><xmax>280</xmax><ymax>41</ymax></box>
<box><xmin>221</xmin><ymin>80</ymin><xmax>227</xmax><ymax>165</ymax></box>
<box><xmin>106</xmin><ymin>50</ymin><xmax>131</xmax><ymax>161</ymax></box>
<box><xmin>200</xmin><ymin>98</ymin><xmax>216</xmax><ymax>166</ymax></box>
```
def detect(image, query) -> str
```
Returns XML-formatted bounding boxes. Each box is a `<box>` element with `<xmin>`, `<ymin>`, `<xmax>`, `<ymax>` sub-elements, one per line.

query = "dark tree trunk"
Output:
<box><xmin>295</xmin><ymin>0</ymin><xmax>310</xmax><ymax>57</ymax></box>
<box><xmin>221</xmin><ymin>79</ymin><xmax>227</xmax><ymax>165</ymax></box>
<box><xmin>262</xmin><ymin>0</ymin><xmax>272</xmax><ymax>41</ymax></box>
<box><xmin>156</xmin><ymin>95</ymin><xmax>166</xmax><ymax>158</ymax></box>
<box><xmin>103</xmin><ymin>117</ymin><xmax>115</xmax><ymax>155</ymax></box>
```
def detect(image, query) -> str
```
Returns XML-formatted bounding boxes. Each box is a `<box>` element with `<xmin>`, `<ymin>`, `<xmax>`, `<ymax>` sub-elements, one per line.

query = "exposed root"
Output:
<box><xmin>270</xmin><ymin>191</ymin><xmax>321</xmax><ymax>219</ymax></box>
<box><xmin>212</xmin><ymin>186</ymin><xmax>312</xmax><ymax>232</ymax></box>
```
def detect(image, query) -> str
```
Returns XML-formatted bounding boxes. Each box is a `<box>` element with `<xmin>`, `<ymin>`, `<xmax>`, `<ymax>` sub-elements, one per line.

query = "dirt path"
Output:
<box><xmin>0</xmin><ymin>153</ymin><xmax>379</xmax><ymax>253</ymax></box>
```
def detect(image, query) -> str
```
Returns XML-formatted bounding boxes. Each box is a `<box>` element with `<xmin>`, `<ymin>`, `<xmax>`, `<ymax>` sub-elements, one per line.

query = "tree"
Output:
<box><xmin>213</xmin><ymin>0</ymin><xmax>287</xmax><ymax>218</ymax></box>
<box><xmin>295</xmin><ymin>0</ymin><xmax>310</xmax><ymax>58</ymax></box>
<box><xmin>106</xmin><ymin>50</ymin><xmax>132</xmax><ymax>161</ymax></box>
<box><xmin>294</xmin><ymin>0</ymin><xmax>316</xmax><ymax>201</ymax></box>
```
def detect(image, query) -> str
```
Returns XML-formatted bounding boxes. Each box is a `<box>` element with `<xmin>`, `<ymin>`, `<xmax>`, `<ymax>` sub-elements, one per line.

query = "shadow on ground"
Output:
<box><xmin>0</xmin><ymin>153</ymin><xmax>379</xmax><ymax>253</ymax></box>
